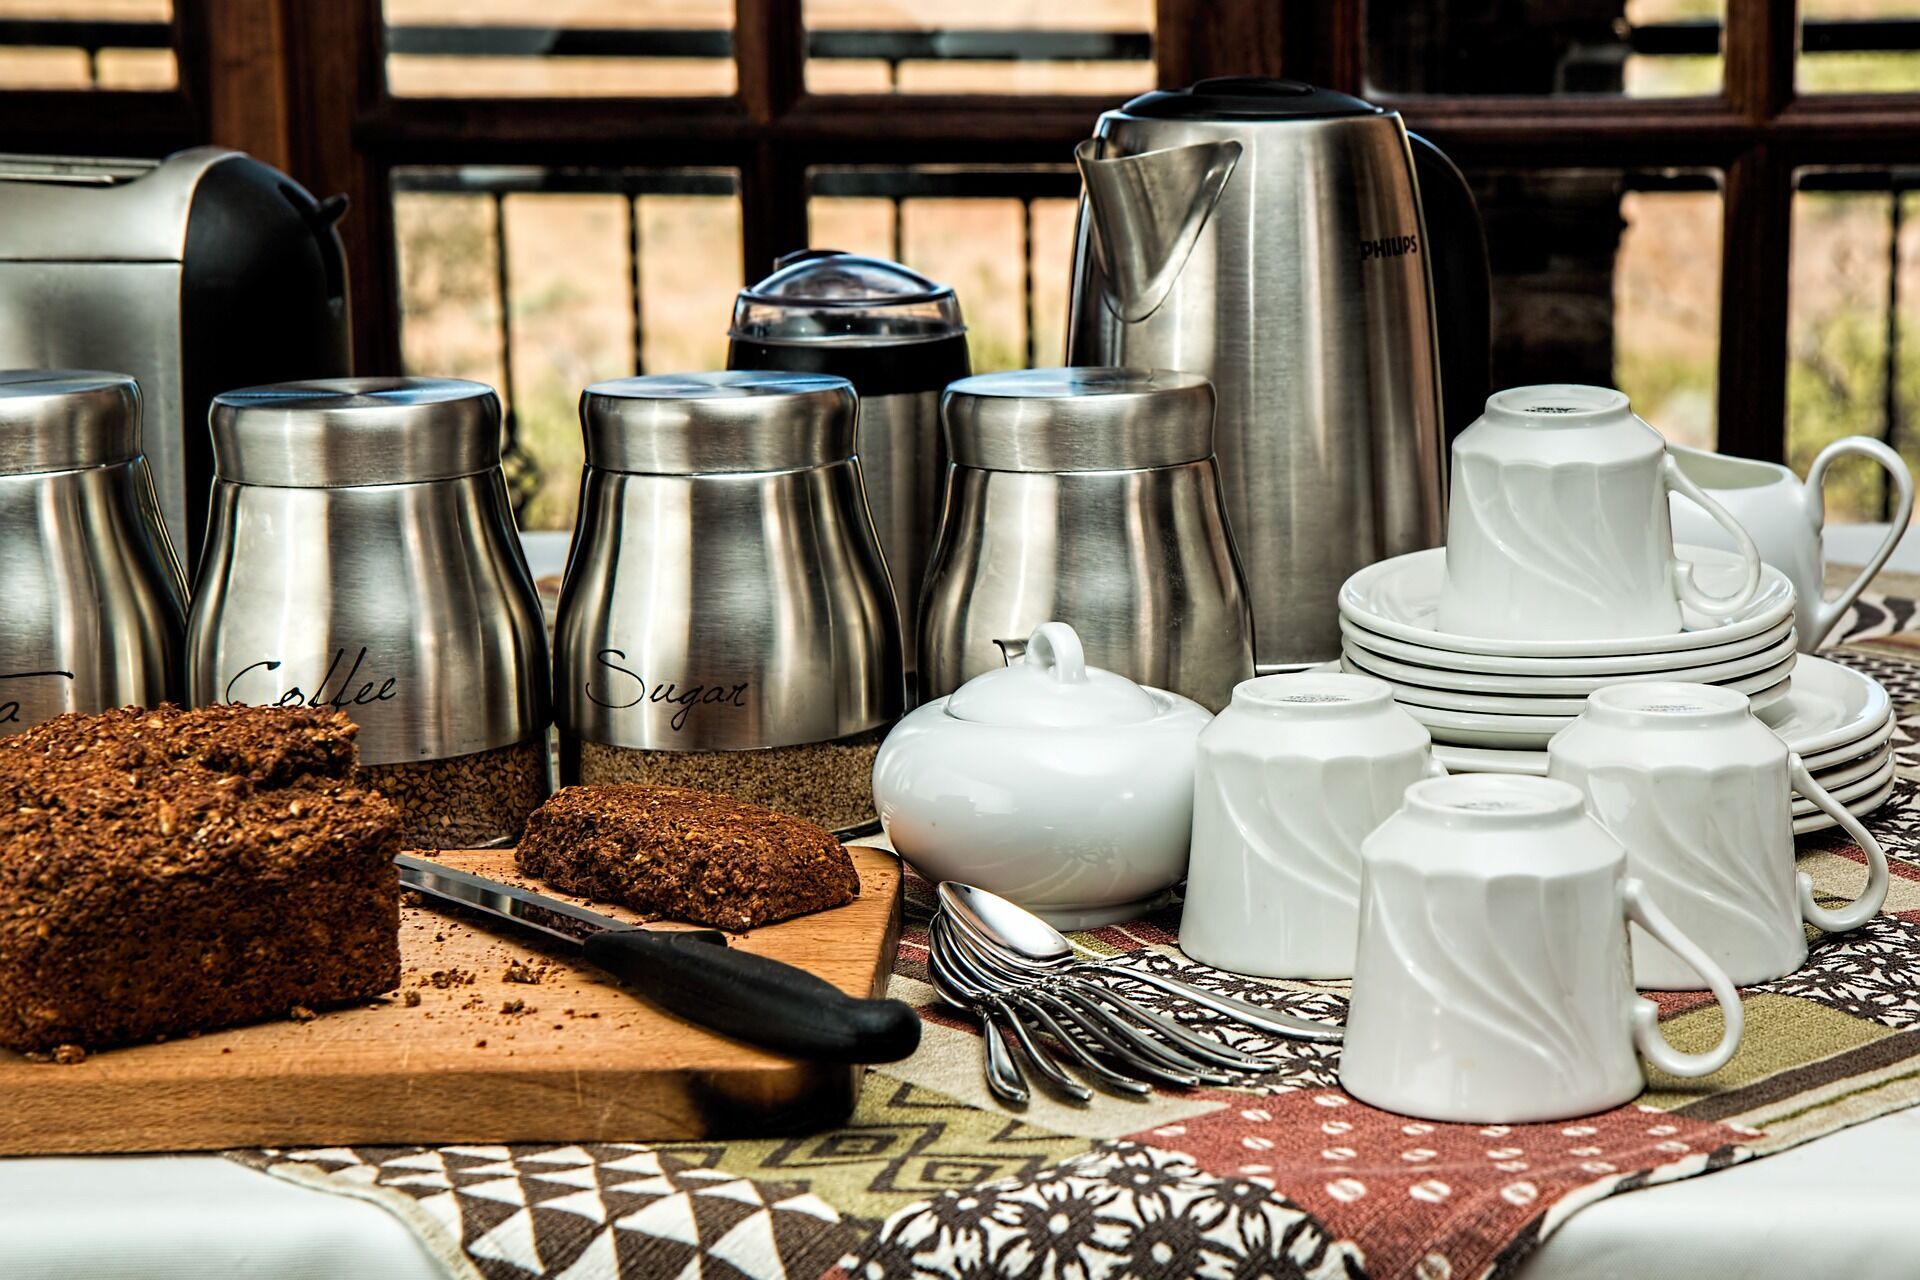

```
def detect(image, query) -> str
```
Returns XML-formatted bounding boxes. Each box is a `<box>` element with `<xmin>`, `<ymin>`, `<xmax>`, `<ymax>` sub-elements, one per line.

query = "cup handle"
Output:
<box><xmin>1790</xmin><ymin>755</ymin><xmax>1891</xmax><ymax>933</ymax></box>
<box><xmin>1425</xmin><ymin>755</ymin><xmax>1449</xmax><ymax>780</ymax></box>
<box><xmin>1662</xmin><ymin>455</ymin><xmax>1764</xmax><ymax>617</ymax></box>
<box><xmin>1623</xmin><ymin>877</ymin><xmax>1743</xmax><ymax>1078</ymax></box>
<box><xmin>1805</xmin><ymin>436</ymin><xmax>1915</xmax><ymax>649</ymax></box>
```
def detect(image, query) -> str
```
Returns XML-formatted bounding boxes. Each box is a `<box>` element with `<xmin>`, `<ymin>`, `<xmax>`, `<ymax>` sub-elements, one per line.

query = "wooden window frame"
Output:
<box><xmin>0</xmin><ymin>0</ymin><xmax>1908</xmax><ymax>463</ymax></box>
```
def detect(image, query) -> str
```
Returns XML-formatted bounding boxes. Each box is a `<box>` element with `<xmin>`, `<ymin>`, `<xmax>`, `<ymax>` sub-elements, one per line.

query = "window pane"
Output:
<box><xmin>1799</xmin><ymin>1</ymin><xmax>1920</xmax><ymax>93</ymax></box>
<box><xmin>384</xmin><ymin>0</ymin><xmax>735</xmax><ymax>98</ymax></box>
<box><xmin>394</xmin><ymin>167</ymin><xmax>742</xmax><ymax>530</ymax></box>
<box><xmin>0</xmin><ymin>0</ymin><xmax>176</xmax><ymax>90</ymax></box>
<box><xmin>1366</xmin><ymin>0</ymin><xmax>1723</xmax><ymax>98</ymax></box>
<box><xmin>1468</xmin><ymin>169</ymin><xmax>1722</xmax><ymax>446</ymax></box>
<box><xmin>803</xmin><ymin>0</ymin><xmax>1153</xmax><ymax>96</ymax></box>
<box><xmin>1787</xmin><ymin>173</ymin><xmax>1919</xmax><ymax>523</ymax></box>
<box><xmin>807</xmin><ymin>166</ymin><xmax>1079</xmax><ymax>371</ymax></box>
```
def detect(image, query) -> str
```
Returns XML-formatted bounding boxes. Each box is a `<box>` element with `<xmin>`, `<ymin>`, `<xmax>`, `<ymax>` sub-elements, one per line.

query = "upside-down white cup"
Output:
<box><xmin>1437</xmin><ymin>385</ymin><xmax>1764</xmax><ymax>641</ymax></box>
<box><xmin>1180</xmin><ymin>672</ymin><xmax>1442</xmax><ymax>980</ymax></box>
<box><xmin>1549</xmin><ymin>681</ymin><xmax>1891</xmax><ymax>989</ymax></box>
<box><xmin>1342</xmin><ymin>774</ymin><xmax>1744</xmax><ymax>1124</ymax></box>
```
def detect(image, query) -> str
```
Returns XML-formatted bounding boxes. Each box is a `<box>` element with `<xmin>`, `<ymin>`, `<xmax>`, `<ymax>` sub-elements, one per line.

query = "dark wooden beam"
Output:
<box><xmin>1155</xmin><ymin>0</ymin><xmax>1285</xmax><ymax>86</ymax></box>
<box><xmin>1279</xmin><ymin>0</ymin><xmax>1362</xmax><ymax>93</ymax></box>
<box><xmin>283</xmin><ymin>0</ymin><xmax>399</xmax><ymax>376</ymax></box>
<box><xmin>176</xmin><ymin>0</ymin><xmax>293</xmax><ymax>168</ymax></box>
<box><xmin>736</xmin><ymin>0</ymin><xmax>811</xmax><ymax>276</ymax></box>
<box><xmin>0</xmin><ymin>92</ymin><xmax>195</xmax><ymax>155</ymax></box>
<box><xmin>1715</xmin><ymin>0</ymin><xmax>1796</xmax><ymax>463</ymax></box>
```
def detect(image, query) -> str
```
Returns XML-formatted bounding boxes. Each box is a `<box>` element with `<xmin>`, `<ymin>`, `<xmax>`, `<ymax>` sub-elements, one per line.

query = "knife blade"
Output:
<box><xmin>396</xmin><ymin>854</ymin><xmax>921</xmax><ymax>1064</ymax></box>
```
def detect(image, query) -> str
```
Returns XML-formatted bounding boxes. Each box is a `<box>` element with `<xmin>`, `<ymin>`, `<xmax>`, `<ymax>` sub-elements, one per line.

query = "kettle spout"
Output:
<box><xmin>1075</xmin><ymin>137</ymin><xmax>1241</xmax><ymax>324</ymax></box>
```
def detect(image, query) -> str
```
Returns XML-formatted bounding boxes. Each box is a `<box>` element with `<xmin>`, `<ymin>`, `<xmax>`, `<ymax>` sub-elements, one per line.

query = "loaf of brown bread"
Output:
<box><xmin>516</xmin><ymin>784</ymin><xmax>860</xmax><ymax>930</ymax></box>
<box><xmin>0</xmin><ymin>704</ymin><xmax>401</xmax><ymax>1053</ymax></box>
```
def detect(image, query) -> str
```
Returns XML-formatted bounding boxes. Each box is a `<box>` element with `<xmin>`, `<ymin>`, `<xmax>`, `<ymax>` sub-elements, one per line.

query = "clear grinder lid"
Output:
<box><xmin>731</xmin><ymin>250</ymin><xmax>966</xmax><ymax>346</ymax></box>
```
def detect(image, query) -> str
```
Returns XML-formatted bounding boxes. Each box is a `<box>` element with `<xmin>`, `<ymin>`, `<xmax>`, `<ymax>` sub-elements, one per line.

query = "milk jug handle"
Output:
<box><xmin>1408</xmin><ymin>134</ymin><xmax>1489</xmax><ymax>451</ymax></box>
<box><xmin>1663</xmin><ymin>456</ymin><xmax>1764</xmax><ymax>617</ymax></box>
<box><xmin>1805</xmin><ymin>436</ymin><xmax>1914</xmax><ymax>648</ymax></box>
<box><xmin>1623</xmin><ymin>878</ymin><xmax>1743</xmax><ymax>1079</ymax></box>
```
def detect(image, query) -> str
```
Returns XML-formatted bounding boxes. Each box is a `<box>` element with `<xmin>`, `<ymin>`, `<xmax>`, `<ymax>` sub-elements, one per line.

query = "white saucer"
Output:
<box><xmin>1340</xmin><ymin>615</ymin><xmax>1797</xmax><ymax>679</ymax></box>
<box><xmin>1803</xmin><ymin>743</ymin><xmax>1897</xmax><ymax>796</ymax></box>
<box><xmin>1347</xmin><ymin>650</ymin><xmax>1797</xmax><ymax>715</ymax></box>
<box><xmin>1792</xmin><ymin>754</ymin><xmax>1896</xmax><ymax>816</ymax></box>
<box><xmin>1409</xmin><ymin>675</ymin><xmax>1793</xmax><ymax>749</ymax></box>
<box><xmin>1795</xmin><ymin>776</ymin><xmax>1898</xmax><ymax>835</ymax></box>
<box><xmin>1340</xmin><ymin>545</ymin><xmax>1796</xmax><ymax>659</ymax></box>
<box><xmin>1755</xmin><ymin>655</ymin><xmax>1894</xmax><ymax>757</ymax></box>
<box><xmin>1341</xmin><ymin>629</ymin><xmax>1798</xmax><ymax>695</ymax></box>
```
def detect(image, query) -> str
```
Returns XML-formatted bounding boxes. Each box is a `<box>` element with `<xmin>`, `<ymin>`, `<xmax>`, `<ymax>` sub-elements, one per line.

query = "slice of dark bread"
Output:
<box><xmin>516</xmin><ymin>784</ymin><xmax>860</xmax><ymax>931</ymax></box>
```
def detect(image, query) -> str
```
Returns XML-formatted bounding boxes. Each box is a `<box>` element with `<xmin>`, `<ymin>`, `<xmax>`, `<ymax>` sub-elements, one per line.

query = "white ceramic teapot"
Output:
<box><xmin>870</xmin><ymin>621</ymin><xmax>1211</xmax><ymax>929</ymax></box>
<box><xmin>1668</xmin><ymin>438</ymin><xmax>1914</xmax><ymax>651</ymax></box>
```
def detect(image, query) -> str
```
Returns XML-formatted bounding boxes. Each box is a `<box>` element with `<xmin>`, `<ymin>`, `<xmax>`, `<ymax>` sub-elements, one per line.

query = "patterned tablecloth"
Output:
<box><xmin>222</xmin><ymin>601</ymin><xmax>1920</xmax><ymax>1280</ymax></box>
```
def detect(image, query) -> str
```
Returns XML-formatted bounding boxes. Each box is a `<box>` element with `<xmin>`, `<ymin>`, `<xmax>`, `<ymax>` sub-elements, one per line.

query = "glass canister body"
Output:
<box><xmin>186</xmin><ymin>378</ymin><xmax>551</xmax><ymax>848</ymax></box>
<box><xmin>555</xmin><ymin>371</ymin><xmax>904</xmax><ymax>834</ymax></box>
<box><xmin>0</xmin><ymin>371</ymin><xmax>186</xmax><ymax>733</ymax></box>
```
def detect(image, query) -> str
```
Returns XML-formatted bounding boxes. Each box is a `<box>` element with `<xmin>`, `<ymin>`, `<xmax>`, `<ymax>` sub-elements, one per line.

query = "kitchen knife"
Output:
<box><xmin>396</xmin><ymin>854</ymin><xmax>921</xmax><ymax>1063</ymax></box>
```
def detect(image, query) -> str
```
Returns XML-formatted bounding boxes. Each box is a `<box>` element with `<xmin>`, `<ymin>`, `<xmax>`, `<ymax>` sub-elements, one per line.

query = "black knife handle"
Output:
<box><xmin>581</xmin><ymin>928</ymin><xmax>922</xmax><ymax>1063</ymax></box>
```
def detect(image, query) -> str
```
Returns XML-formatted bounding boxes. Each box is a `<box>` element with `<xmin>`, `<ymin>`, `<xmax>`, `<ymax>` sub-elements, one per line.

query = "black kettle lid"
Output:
<box><xmin>1122</xmin><ymin>77</ymin><xmax>1380</xmax><ymax>121</ymax></box>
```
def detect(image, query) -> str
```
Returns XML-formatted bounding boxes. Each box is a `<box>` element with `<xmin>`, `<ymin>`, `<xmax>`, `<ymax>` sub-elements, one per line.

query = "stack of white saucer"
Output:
<box><xmin>1338</xmin><ymin>543</ymin><xmax>1896</xmax><ymax>834</ymax></box>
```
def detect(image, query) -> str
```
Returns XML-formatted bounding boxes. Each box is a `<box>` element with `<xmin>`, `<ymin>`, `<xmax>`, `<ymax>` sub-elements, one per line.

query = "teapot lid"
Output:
<box><xmin>0</xmin><ymin>369</ymin><xmax>140</xmax><ymax>475</ymax></box>
<box><xmin>731</xmin><ymin>250</ymin><xmax>965</xmax><ymax>346</ymax></box>
<box><xmin>211</xmin><ymin>377</ymin><xmax>500</xmax><ymax>488</ymax></box>
<box><xmin>946</xmin><ymin>623</ymin><xmax>1161</xmax><ymax>727</ymax></box>
<box><xmin>1122</xmin><ymin>77</ymin><xmax>1379</xmax><ymax>122</ymax></box>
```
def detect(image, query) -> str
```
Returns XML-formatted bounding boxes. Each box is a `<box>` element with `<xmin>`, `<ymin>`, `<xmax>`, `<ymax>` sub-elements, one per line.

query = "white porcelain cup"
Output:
<box><xmin>1548</xmin><ymin>681</ymin><xmax>1891</xmax><ymax>989</ymax></box>
<box><xmin>1180</xmin><ymin>672</ymin><xmax>1443</xmax><ymax>980</ymax></box>
<box><xmin>1437</xmin><ymin>385</ymin><xmax>1764</xmax><ymax>641</ymax></box>
<box><xmin>1342</xmin><ymin>774</ymin><xmax>1744</xmax><ymax>1124</ymax></box>
<box><xmin>1668</xmin><ymin>438</ymin><xmax>1914</xmax><ymax>652</ymax></box>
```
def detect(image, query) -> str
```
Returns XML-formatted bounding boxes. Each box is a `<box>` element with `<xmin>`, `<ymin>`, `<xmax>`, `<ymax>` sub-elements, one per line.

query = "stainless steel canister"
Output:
<box><xmin>0</xmin><ymin>370</ymin><xmax>186</xmax><ymax>733</ymax></box>
<box><xmin>556</xmin><ymin>371</ymin><xmax>903</xmax><ymax>833</ymax></box>
<box><xmin>920</xmin><ymin>367</ymin><xmax>1254</xmax><ymax>712</ymax></box>
<box><xmin>187</xmin><ymin>377</ymin><xmax>551</xmax><ymax>848</ymax></box>
<box><xmin>728</xmin><ymin>251</ymin><xmax>969</xmax><ymax>687</ymax></box>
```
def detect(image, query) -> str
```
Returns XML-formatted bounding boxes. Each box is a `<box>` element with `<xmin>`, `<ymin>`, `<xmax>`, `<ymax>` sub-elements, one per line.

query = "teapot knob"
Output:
<box><xmin>1024</xmin><ymin>622</ymin><xmax>1088</xmax><ymax>684</ymax></box>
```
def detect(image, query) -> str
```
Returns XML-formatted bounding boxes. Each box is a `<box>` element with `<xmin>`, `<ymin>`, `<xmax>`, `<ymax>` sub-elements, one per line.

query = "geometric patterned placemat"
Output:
<box><xmin>224</xmin><ymin>643</ymin><xmax>1920</xmax><ymax>1280</ymax></box>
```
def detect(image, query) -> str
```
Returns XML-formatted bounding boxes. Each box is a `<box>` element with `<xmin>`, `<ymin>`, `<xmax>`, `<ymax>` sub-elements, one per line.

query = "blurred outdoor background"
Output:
<box><xmin>3</xmin><ymin>0</ymin><xmax>1920</xmax><ymax>530</ymax></box>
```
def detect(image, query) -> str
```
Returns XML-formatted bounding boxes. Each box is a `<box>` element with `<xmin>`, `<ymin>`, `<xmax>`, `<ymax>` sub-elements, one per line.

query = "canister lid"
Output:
<box><xmin>0</xmin><ymin>369</ymin><xmax>141</xmax><ymax>475</ymax></box>
<box><xmin>210</xmin><ymin>377</ymin><xmax>500</xmax><ymax>488</ymax></box>
<box><xmin>581</xmin><ymin>371</ymin><xmax>856</xmax><ymax>475</ymax></box>
<box><xmin>730</xmin><ymin>250</ymin><xmax>965</xmax><ymax>345</ymax></box>
<box><xmin>942</xmin><ymin>367</ymin><xmax>1215</xmax><ymax>472</ymax></box>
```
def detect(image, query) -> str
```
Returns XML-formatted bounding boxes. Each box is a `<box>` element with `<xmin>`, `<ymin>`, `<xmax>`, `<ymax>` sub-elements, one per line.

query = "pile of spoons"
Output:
<box><xmin>927</xmin><ymin>881</ymin><xmax>1343</xmax><ymax>1106</ymax></box>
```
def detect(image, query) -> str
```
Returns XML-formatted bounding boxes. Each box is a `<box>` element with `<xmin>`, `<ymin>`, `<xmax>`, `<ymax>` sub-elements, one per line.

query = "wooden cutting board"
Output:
<box><xmin>0</xmin><ymin>845</ymin><xmax>903</xmax><ymax>1155</ymax></box>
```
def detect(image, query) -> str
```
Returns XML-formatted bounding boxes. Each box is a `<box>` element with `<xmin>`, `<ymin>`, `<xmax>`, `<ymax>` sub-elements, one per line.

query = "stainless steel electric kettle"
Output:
<box><xmin>1067</xmin><ymin>77</ymin><xmax>1491</xmax><ymax>668</ymax></box>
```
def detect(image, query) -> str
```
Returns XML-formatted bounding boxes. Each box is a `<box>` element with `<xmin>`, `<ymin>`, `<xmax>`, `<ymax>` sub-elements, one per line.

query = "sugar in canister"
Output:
<box><xmin>186</xmin><ymin>377</ymin><xmax>551</xmax><ymax>847</ymax></box>
<box><xmin>554</xmin><ymin>371</ymin><xmax>903</xmax><ymax>833</ymax></box>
